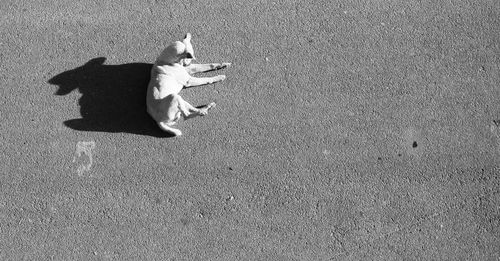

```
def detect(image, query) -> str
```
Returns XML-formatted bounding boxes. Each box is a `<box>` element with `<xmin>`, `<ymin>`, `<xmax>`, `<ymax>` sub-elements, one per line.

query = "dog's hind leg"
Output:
<box><xmin>155</xmin><ymin>94</ymin><xmax>184</xmax><ymax>136</ymax></box>
<box><xmin>157</xmin><ymin>121</ymin><xmax>182</xmax><ymax>136</ymax></box>
<box><xmin>186</xmin><ymin>63</ymin><xmax>231</xmax><ymax>74</ymax></box>
<box><xmin>193</xmin><ymin>102</ymin><xmax>216</xmax><ymax>117</ymax></box>
<box><xmin>176</xmin><ymin>96</ymin><xmax>216</xmax><ymax>119</ymax></box>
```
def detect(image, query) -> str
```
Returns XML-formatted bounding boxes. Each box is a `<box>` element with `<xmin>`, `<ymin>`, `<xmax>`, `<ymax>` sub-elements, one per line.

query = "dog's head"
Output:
<box><xmin>156</xmin><ymin>33</ymin><xmax>195</xmax><ymax>66</ymax></box>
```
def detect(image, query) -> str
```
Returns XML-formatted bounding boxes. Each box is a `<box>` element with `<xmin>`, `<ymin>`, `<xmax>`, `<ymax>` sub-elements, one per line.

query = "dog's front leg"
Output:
<box><xmin>186</xmin><ymin>63</ymin><xmax>231</xmax><ymax>74</ymax></box>
<box><xmin>185</xmin><ymin>75</ymin><xmax>226</xmax><ymax>87</ymax></box>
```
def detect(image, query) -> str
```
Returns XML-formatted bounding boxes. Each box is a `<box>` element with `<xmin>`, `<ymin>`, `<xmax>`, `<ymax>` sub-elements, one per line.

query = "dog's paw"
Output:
<box><xmin>214</xmin><ymin>75</ymin><xmax>226</xmax><ymax>82</ymax></box>
<box><xmin>198</xmin><ymin>102</ymin><xmax>216</xmax><ymax>116</ymax></box>
<box><xmin>207</xmin><ymin>102</ymin><xmax>216</xmax><ymax>109</ymax></box>
<box><xmin>213</xmin><ymin>63</ymin><xmax>230</xmax><ymax>70</ymax></box>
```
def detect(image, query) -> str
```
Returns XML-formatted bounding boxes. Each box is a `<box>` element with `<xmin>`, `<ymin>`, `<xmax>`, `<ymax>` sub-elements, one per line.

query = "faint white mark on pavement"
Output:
<box><xmin>491</xmin><ymin>121</ymin><xmax>500</xmax><ymax>155</ymax></box>
<box><xmin>73</xmin><ymin>141</ymin><xmax>96</xmax><ymax>176</ymax></box>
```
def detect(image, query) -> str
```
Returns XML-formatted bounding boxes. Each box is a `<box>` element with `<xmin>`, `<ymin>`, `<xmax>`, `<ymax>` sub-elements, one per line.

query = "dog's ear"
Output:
<box><xmin>182</xmin><ymin>33</ymin><xmax>195</xmax><ymax>61</ymax></box>
<box><xmin>183</xmin><ymin>33</ymin><xmax>192</xmax><ymax>48</ymax></box>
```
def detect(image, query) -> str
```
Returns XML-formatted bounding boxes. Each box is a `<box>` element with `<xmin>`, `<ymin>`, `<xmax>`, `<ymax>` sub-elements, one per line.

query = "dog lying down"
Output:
<box><xmin>146</xmin><ymin>33</ymin><xmax>230</xmax><ymax>136</ymax></box>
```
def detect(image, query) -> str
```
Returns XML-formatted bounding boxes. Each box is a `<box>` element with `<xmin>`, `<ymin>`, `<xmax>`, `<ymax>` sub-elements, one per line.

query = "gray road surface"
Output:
<box><xmin>1</xmin><ymin>0</ymin><xmax>500</xmax><ymax>260</ymax></box>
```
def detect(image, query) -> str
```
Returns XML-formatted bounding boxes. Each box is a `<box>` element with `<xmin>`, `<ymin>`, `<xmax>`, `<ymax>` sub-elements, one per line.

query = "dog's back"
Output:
<box><xmin>146</xmin><ymin>64</ymin><xmax>189</xmax><ymax>122</ymax></box>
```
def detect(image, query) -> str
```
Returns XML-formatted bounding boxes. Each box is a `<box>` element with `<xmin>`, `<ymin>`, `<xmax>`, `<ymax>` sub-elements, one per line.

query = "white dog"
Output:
<box><xmin>146</xmin><ymin>33</ymin><xmax>230</xmax><ymax>136</ymax></box>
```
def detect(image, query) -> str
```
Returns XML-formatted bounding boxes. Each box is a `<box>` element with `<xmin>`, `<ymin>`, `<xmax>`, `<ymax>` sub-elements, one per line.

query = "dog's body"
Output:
<box><xmin>146</xmin><ymin>33</ymin><xmax>230</xmax><ymax>136</ymax></box>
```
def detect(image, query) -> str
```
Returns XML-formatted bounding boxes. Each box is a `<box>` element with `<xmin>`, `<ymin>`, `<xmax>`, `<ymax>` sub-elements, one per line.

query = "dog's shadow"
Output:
<box><xmin>48</xmin><ymin>57</ymin><xmax>172</xmax><ymax>137</ymax></box>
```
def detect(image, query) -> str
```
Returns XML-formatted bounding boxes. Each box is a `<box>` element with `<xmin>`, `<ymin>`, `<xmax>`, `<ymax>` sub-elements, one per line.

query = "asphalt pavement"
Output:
<box><xmin>1</xmin><ymin>0</ymin><xmax>500</xmax><ymax>260</ymax></box>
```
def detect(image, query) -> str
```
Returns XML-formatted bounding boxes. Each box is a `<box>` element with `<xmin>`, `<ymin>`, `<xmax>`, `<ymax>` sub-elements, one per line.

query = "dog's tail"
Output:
<box><xmin>158</xmin><ymin>122</ymin><xmax>182</xmax><ymax>136</ymax></box>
